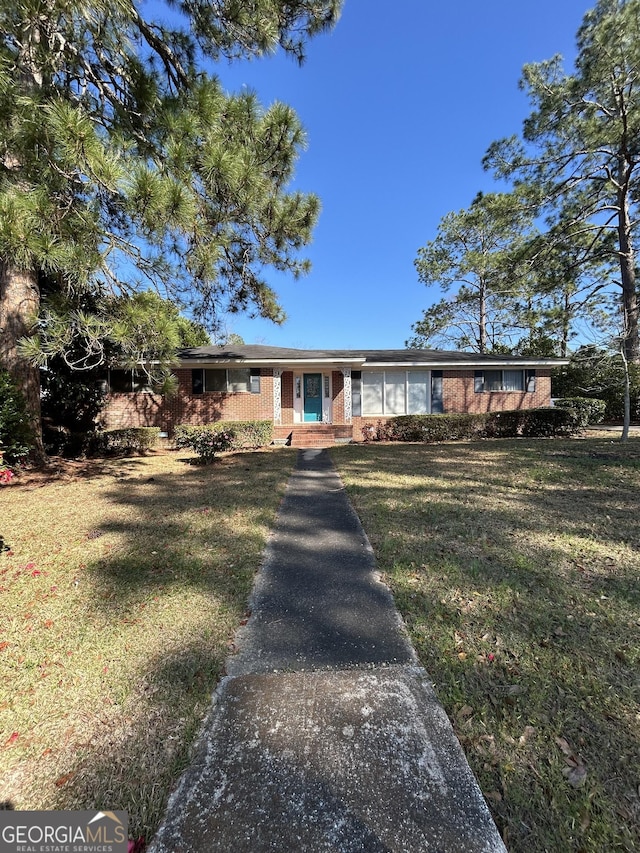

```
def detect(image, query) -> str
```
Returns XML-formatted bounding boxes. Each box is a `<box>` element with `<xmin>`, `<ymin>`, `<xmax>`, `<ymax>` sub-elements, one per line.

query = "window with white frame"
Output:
<box><xmin>474</xmin><ymin>369</ymin><xmax>536</xmax><ymax>393</ymax></box>
<box><xmin>191</xmin><ymin>368</ymin><xmax>260</xmax><ymax>394</ymax></box>
<box><xmin>361</xmin><ymin>371</ymin><xmax>430</xmax><ymax>415</ymax></box>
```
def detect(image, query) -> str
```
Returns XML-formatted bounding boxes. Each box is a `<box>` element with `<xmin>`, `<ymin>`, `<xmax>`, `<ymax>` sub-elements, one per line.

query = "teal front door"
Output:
<box><xmin>303</xmin><ymin>373</ymin><xmax>323</xmax><ymax>422</ymax></box>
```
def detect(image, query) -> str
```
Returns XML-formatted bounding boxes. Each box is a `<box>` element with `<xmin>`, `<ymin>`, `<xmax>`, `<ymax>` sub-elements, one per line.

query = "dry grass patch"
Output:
<box><xmin>0</xmin><ymin>448</ymin><xmax>295</xmax><ymax>839</ymax></box>
<box><xmin>333</xmin><ymin>438</ymin><xmax>640</xmax><ymax>853</ymax></box>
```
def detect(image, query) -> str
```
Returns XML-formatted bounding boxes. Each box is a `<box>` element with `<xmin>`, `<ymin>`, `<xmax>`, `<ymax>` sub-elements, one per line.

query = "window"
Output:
<box><xmin>385</xmin><ymin>373</ymin><xmax>406</xmax><ymax>414</ymax></box>
<box><xmin>474</xmin><ymin>369</ymin><xmax>535</xmax><ymax>392</ymax></box>
<box><xmin>108</xmin><ymin>369</ymin><xmax>152</xmax><ymax>393</ymax></box>
<box><xmin>192</xmin><ymin>368</ymin><xmax>260</xmax><ymax>394</ymax></box>
<box><xmin>362</xmin><ymin>372</ymin><xmax>384</xmax><ymax>414</ymax></box>
<box><xmin>205</xmin><ymin>369</ymin><xmax>227</xmax><ymax>392</ymax></box>
<box><xmin>361</xmin><ymin>371</ymin><xmax>431</xmax><ymax>415</ymax></box>
<box><xmin>227</xmin><ymin>368</ymin><xmax>250</xmax><ymax>393</ymax></box>
<box><xmin>408</xmin><ymin>371</ymin><xmax>429</xmax><ymax>414</ymax></box>
<box><xmin>431</xmin><ymin>371</ymin><xmax>443</xmax><ymax>414</ymax></box>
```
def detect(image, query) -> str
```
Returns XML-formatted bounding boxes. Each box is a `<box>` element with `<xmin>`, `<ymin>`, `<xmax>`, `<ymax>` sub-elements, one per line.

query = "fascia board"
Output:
<box><xmin>179</xmin><ymin>358</ymin><xmax>366</xmax><ymax>368</ymax></box>
<box><xmin>363</xmin><ymin>360</ymin><xmax>570</xmax><ymax>369</ymax></box>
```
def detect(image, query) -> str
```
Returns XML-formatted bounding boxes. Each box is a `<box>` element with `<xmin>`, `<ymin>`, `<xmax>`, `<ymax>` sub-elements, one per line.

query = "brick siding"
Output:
<box><xmin>103</xmin><ymin>366</ymin><xmax>553</xmax><ymax>440</ymax></box>
<box><xmin>103</xmin><ymin>368</ymin><xmax>273</xmax><ymax>435</ymax></box>
<box><xmin>443</xmin><ymin>369</ymin><xmax>551</xmax><ymax>413</ymax></box>
<box><xmin>332</xmin><ymin>371</ymin><xmax>345</xmax><ymax>423</ymax></box>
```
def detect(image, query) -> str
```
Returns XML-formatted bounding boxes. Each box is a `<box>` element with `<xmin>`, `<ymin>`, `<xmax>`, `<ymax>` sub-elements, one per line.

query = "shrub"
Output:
<box><xmin>174</xmin><ymin>420</ymin><xmax>273</xmax><ymax>462</ymax></box>
<box><xmin>363</xmin><ymin>414</ymin><xmax>490</xmax><ymax>443</ymax></box>
<box><xmin>486</xmin><ymin>408</ymin><xmax>582</xmax><ymax>438</ymax></box>
<box><xmin>362</xmin><ymin>409</ymin><xmax>583</xmax><ymax>444</ymax></box>
<box><xmin>228</xmin><ymin>420</ymin><xmax>273</xmax><ymax>449</ymax></box>
<box><xmin>174</xmin><ymin>425</ymin><xmax>234</xmax><ymax>462</ymax></box>
<box><xmin>552</xmin><ymin>347</ymin><xmax>640</xmax><ymax>421</ymax></box>
<box><xmin>95</xmin><ymin>427</ymin><xmax>160</xmax><ymax>455</ymax></box>
<box><xmin>0</xmin><ymin>448</ymin><xmax>14</xmax><ymax>484</ymax></box>
<box><xmin>0</xmin><ymin>370</ymin><xmax>33</xmax><ymax>464</ymax></box>
<box><xmin>41</xmin><ymin>359</ymin><xmax>107</xmax><ymax>457</ymax></box>
<box><xmin>553</xmin><ymin>397</ymin><xmax>606</xmax><ymax>427</ymax></box>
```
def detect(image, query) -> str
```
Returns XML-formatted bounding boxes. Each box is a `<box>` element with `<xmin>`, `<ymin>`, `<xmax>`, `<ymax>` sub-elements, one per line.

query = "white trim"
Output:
<box><xmin>181</xmin><ymin>358</ymin><xmax>364</xmax><ymax>367</ymax></box>
<box><xmin>181</xmin><ymin>357</ymin><xmax>566</xmax><ymax>370</ymax></box>
<box><xmin>342</xmin><ymin>368</ymin><xmax>352</xmax><ymax>423</ymax></box>
<box><xmin>293</xmin><ymin>373</ymin><xmax>303</xmax><ymax>423</ymax></box>
<box><xmin>273</xmin><ymin>369</ymin><xmax>282</xmax><ymax>425</ymax></box>
<box><xmin>363</xmin><ymin>360</ymin><xmax>562</xmax><ymax>368</ymax></box>
<box><xmin>322</xmin><ymin>372</ymin><xmax>332</xmax><ymax>423</ymax></box>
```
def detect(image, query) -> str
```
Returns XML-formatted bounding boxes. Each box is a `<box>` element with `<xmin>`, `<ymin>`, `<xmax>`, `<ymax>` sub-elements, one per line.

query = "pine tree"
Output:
<box><xmin>411</xmin><ymin>192</ymin><xmax>536</xmax><ymax>353</ymax></box>
<box><xmin>484</xmin><ymin>0</ymin><xmax>640</xmax><ymax>364</ymax></box>
<box><xmin>0</xmin><ymin>0</ymin><xmax>342</xmax><ymax>458</ymax></box>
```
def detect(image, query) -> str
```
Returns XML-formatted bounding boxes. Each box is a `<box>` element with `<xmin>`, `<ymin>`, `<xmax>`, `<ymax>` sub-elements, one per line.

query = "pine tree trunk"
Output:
<box><xmin>0</xmin><ymin>261</ymin><xmax>46</xmax><ymax>462</ymax></box>
<box><xmin>561</xmin><ymin>288</ymin><xmax>570</xmax><ymax>358</ymax></box>
<box><xmin>479</xmin><ymin>278</ymin><xmax>487</xmax><ymax>354</ymax></box>
<box><xmin>617</xmin><ymin>177</ymin><xmax>639</xmax><ymax>363</ymax></box>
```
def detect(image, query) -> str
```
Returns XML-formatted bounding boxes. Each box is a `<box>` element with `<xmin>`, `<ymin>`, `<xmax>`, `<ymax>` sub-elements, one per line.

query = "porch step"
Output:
<box><xmin>278</xmin><ymin>425</ymin><xmax>353</xmax><ymax>448</ymax></box>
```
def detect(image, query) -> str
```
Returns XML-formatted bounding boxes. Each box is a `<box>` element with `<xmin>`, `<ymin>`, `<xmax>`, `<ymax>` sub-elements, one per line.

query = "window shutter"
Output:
<box><xmin>525</xmin><ymin>369</ymin><xmax>536</xmax><ymax>393</ymax></box>
<box><xmin>352</xmin><ymin>371</ymin><xmax>362</xmax><ymax>417</ymax></box>
<box><xmin>192</xmin><ymin>369</ymin><xmax>204</xmax><ymax>394</ymax></box>
<box><xmin>474</xmin><ymin>371</ymin><xmax>484</xmax><ymax>393</ymax></box>
<box><xmin>250</xmin><ymin>368</ymin><xmax>261</xmax><ymax>394</ymax></box>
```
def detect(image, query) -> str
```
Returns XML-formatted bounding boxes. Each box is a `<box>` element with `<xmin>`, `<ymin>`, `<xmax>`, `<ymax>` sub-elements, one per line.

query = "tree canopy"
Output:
<box><xmin>0</xmin><ymin>0</ymin><xmax>343</xmax><ymax>456</ymax></box>
<box><xmin>412</xmin><ymin>0</ymin><xmax>640</xmax><ymax>375</ymax></box>
<box><xmin>410</xmin><ymin>192</ymin><xmax>538</xmax><ymax>353</ymax></box>
<box><xmin>484</xmin><ymin>0</ymin><xmax>640</xmax><ymax>362</ymax></box>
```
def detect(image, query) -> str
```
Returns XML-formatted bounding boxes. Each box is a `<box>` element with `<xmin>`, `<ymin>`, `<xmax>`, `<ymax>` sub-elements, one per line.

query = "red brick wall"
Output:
<box><xmin>281</xmin><ymin>372</ymin><xmax>294</xmax><ymax>425</ymax></box>
<box><xmin>443</xmin><ymin>369</ymin><xmax>552</xmax><ymax>413</ymax></box>
<box><xmin>103</xmin><ymin>368</ymin><xmax>274</xmax><ymax>435</ymax></box>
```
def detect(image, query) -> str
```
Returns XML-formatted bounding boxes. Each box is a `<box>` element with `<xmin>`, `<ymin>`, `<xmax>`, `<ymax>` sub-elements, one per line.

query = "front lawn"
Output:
<box><xmin>0</xmin><ymin>449</ymin><xmax>294</xmax><ymax>841</ymax></box>
<box><xmin>333</xmin><ymin>438</ymin><xmax>640</xmax><ymax>853</ymax></box>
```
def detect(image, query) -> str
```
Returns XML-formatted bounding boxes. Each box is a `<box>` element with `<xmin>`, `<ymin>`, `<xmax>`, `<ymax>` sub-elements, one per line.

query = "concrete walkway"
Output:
<box><xmin>150</xmin><ymin>450</ymin><xmax>506</xmax><ymax>853</ymax></box>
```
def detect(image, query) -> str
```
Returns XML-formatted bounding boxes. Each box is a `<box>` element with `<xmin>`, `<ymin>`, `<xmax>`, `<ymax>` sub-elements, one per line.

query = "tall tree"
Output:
<box><xmin>0</xmin><ymin>0</ymin><xmax>342</xmax><ymax>458</ymax></box>
<box><xmin>484</xmin><ymin>0</ymin><xmax>640</xmax><ymax>363</ymax></box>
<box><xmin>410</xmin><ymin>191</ymin><xmax>536</xmax><ymax>352</ymax></box>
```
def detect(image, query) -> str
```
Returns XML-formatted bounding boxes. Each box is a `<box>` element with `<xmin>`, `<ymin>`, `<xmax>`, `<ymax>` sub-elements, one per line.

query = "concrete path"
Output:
<box><xmin>150</xmin><ymin>450</ymin><xmax>506</xmax><ymax>853</ymax></box>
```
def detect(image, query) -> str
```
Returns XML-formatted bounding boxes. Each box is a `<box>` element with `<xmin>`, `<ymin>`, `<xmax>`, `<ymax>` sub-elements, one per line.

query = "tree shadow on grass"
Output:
<box><xmin>20</xmin><ymin>448</ymin><xmax>296</xmax><ymax>841</ymax></box>
<box><xmin>332</xmin><ymin>440</ymin><xmax>640</xmax><ymax>853</ymax></box>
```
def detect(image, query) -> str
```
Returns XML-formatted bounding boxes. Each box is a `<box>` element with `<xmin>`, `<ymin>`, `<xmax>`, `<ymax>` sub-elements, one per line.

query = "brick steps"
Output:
<box><xmin>275</xmin><ymin>425</ymin><xmax>353</xmax><ymax>448</ymax></box>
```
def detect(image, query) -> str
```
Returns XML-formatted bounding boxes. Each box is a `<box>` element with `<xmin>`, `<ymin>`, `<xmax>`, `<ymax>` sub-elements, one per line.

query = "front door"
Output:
<box><xmin>303</xmin><ymin>373</ymin><xmax>323</xmax><ymax>422</ymax></box>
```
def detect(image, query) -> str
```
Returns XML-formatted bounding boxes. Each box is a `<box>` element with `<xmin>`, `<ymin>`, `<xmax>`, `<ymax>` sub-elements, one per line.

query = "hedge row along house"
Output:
<box><xmin>103</xmin><ymin>346</ymin><xmax>567</xmax><ymax>446</ymax></box>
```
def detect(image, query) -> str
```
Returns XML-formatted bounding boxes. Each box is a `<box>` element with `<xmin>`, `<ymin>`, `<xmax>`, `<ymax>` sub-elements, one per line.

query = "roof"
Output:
<box><xmin>178</xmin><ymin>345</ymin><xmax>567</xmax><ymax>369</ymax></box>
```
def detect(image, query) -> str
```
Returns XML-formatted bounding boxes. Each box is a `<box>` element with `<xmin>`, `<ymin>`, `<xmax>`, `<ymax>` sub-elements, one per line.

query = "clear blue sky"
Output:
<box><xmin>214</xmin><ymin>0</ymin><xmax>593</xmax><ymax>349</ymax></box>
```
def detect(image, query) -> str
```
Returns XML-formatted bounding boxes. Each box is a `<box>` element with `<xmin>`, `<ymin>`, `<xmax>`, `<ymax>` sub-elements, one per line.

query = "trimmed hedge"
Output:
<box><xmin>484</xmin><ymin>408</ymin><xmax>581</xmax><ymax>438</ymax></box>
<box><xmin>362</xmin><ymin>408</ymin><xmax>583</xmax><ymax>444</ymax></box>
<box><xmin>364</xmin><ymin>414</ymin><xmax>489</xmax><ymax>443</ymax></box>
<box><xmin>553</xmin><ymin>397</ymin><xmax>606</xmax><ymax>427</ymax></box>
<box><xmin>174</xmin><ymin>420</ymin><xmax>273</xmax><ymax>462</ymax></box>
<box><xmin>95</xmin><ymin>427</ymin><xmax>160</xmax><ymax>455</ymax></box>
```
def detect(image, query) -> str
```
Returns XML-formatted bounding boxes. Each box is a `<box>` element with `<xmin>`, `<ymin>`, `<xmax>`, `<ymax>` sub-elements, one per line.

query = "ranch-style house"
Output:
<box><xmin>102</xmin><ymin>345</ymin><xmax>566</xmax><ymax>446</ymax></box>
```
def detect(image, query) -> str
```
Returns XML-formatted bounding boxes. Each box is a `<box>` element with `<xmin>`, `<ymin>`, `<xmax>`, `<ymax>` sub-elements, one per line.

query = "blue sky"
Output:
<box><xmin>214</xmin><ymin>0</ymin><xmax>593</xmax><ymax>349</ymax></box>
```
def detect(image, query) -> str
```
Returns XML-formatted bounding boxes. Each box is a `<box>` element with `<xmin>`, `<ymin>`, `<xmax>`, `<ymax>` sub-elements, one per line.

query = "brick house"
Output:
<box><xmin>103</xmin><ymin>345</ymin><xmax>566</xmax><ymax>446</ymax></box>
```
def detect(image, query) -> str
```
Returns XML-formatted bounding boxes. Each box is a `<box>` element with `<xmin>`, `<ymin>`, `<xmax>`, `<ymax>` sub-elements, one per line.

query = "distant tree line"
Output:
<box><xmin>410</xmin><ymin>0</ymin><xmax>640</xmax><ymax>430</ymax></box>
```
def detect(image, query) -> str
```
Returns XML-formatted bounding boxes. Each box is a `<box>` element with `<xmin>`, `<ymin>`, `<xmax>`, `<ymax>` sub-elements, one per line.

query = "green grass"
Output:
<box><xmin>0</xmin><ymin>448</ymin><xmax>295</xmax><ymax>839</ymax></box>
<box><xmin>332</xmin><ymin>437</ymin><xmax>640</xmax><ymax>853</ymax></box>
